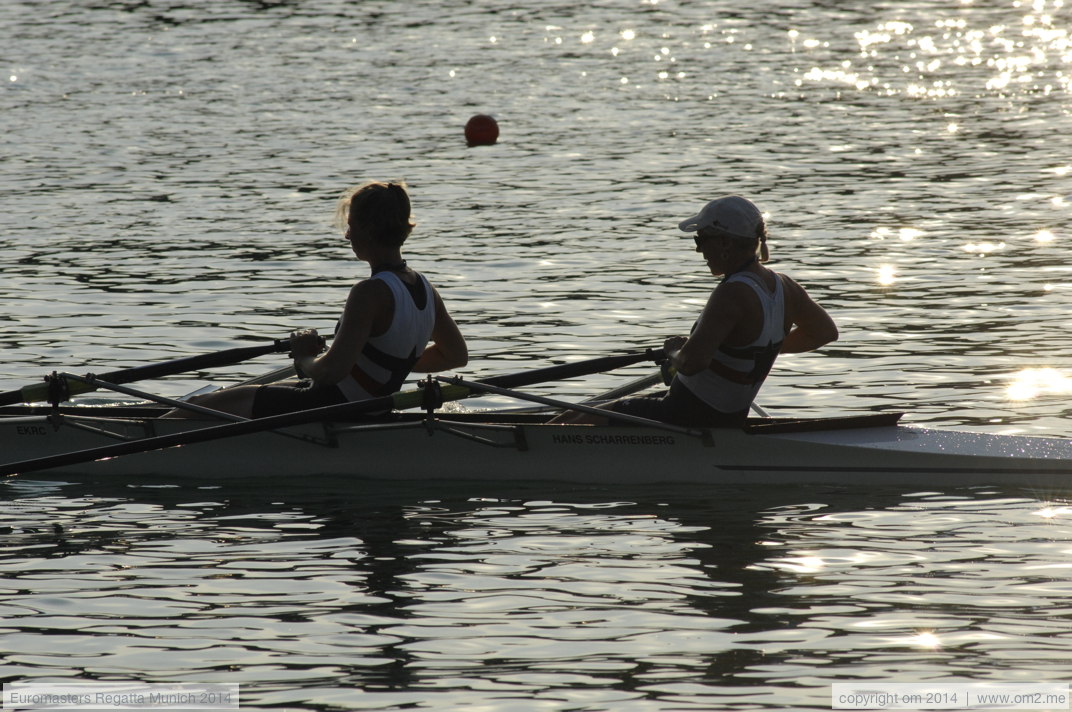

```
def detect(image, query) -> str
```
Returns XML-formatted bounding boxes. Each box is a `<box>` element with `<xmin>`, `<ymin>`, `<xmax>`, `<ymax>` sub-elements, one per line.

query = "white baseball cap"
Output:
<box><xmin>677</xmin><ymin>196</ymin><xmax>764</xmax><ymax>240</ymax></box>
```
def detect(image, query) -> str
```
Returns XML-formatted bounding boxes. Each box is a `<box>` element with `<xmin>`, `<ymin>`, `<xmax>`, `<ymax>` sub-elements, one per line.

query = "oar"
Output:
<box><xmin>237</xmin><ymin>363</ymin><xmax>298</xmax><ymax>387</ymax></box>
<box><xmin>583</xmin><ymin>372</ymin><xmax>662</xmax><ymax>404</ymax></box>
<box><xmin>0</xmin><ymin>338</ymin><xmax>294</xmax><ymax>407</ymax></box>
<box><xmin>0</xmin><ymin>347</ymin><xmax>665</xmax><ymax>476</ymax></box>
<box><xmin>174</xmin><ymin>363</ymin><xmax>299</xmax><ymax>404</ymax></box>
<box><xmin>474</xmin><ymin>349</ymin><xmax>664</xmax><ymax>390</ymax></box>
<box><xmin>440</xmin><ymin>375</ymin><xmax>701</xmax><ymax>436</ymax></box>
<box><xmin>498</xmin><ymin>370</ymin><xmax>663</xmax><ymax>414</ymax></box>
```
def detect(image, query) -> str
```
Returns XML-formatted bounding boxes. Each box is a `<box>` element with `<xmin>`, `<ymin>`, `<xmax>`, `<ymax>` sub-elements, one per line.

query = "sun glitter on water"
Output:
<box><xmin>1031</xmin><ymin>504</ymin><xmax>1072</xmax><ymax>519</ymax></box>
<box><xmin>793</xmin><ymin>2</ymin><xmax>1072</xmax><ymax>99</ymax></box>
<box><xmin>910</xmin><ymin>631</ymin><xmax>943</xmax><ymax>650</ymax></box>
<box><xmin>876</xmin><ymin>265</ymin><xmax>897</xmax><ymax>286</ymax></box>
<box><xmin>1007</xmin><ymin>368</ymin><xmax>1072</xmax><ymax>400</ymax></box>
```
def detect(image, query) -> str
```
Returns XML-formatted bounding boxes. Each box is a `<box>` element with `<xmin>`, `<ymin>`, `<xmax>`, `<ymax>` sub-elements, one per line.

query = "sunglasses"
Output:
<box><xmin>693</xmin><ymin>231</ymin><xmax>728</xmax><ymax>248</ymax></box>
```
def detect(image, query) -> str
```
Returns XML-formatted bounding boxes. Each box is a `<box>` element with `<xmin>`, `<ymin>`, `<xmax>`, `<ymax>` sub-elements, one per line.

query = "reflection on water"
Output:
<box><xmin>796</xmin><ymin>2</ymin><xmax>1072</xmax><ymax>99</ymax></box>
<box><xmin>4</xmin><ymin>480</ymin><xmax>1072</xmax><ymax>711</ymax></box>
<box><xmin>3</xmin><ymin>0</ymin><xmax>1072</xmax><ymax>708</ymax></box>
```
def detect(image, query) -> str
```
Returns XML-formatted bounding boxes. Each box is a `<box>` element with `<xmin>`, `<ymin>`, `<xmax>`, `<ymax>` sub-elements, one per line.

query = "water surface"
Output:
<box><xmin>3</xmin><ymin>0</ymin><xmax>1072</xmax><ymax>709</ymax></box>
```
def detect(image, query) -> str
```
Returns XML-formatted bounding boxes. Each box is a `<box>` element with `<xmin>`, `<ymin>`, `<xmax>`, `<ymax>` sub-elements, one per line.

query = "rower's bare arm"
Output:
<box><xmin>672</xmin><ymin>287</ymin><xmax>743</xmax><ymax>376</ymax></box>
<box><xmin>780</xmin><ymin>279</ymin><xmax>838</xmax><ymax>354</ymax></box>
<box><xmin>298</xmin><ymin>281</ymin><xmax>379</xmax><ymax>383</ymax></box>
<box><xmin>413</xmin><ymin>290</ymin><xmax>468</xmax><ymax>372</ymax></box>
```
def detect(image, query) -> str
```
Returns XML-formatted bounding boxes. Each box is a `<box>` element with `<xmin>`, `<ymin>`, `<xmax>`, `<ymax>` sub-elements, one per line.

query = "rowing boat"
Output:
<box><xmin>4</xmin><ymin>401</ymin><xmax>1072</xmax><ymax>486</ymax></box>
<box><xmin>4</xmin><ymin>341</ymin><xmax>1072</xmax><ymax>487</ymax></box>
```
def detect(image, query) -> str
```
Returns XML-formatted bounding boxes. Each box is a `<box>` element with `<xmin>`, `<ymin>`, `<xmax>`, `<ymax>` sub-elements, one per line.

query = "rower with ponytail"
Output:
<box><xmin>167</xmin><ymin>180</ymin><xmax>468</xmax><ymax>419</ymax></box>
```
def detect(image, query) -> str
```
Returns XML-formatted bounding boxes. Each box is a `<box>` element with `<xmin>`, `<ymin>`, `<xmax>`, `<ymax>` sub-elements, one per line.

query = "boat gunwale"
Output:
<box><xmin>0</xmin><ymin>405</ymin><xmax>907</xmax><ymax>435</ymax></box>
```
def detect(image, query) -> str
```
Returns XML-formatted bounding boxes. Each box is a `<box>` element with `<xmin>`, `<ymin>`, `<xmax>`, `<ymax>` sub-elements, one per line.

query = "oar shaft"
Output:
<box><xmin>583</xmin><ymin>372</ymin><xmax>662</xmax><ymax>404</ymax></box>
<box><xmin>440</xmin><ymin>375</ymin><xmax>700</xmax><ymax>436</ymax></box>
<box><xmin>482</xmin><ymin>350</ymin><xmax>662</xmax><ymax>390</ymax></box>
<box><xmin>96</xmin><ymin>341</ymin><xmax>291</xmax><ymax>385</ymax></box>
<box><xmin>0</xmin><ymin>339</ymin><xmax>291</xmax><ymax>407</ymax></box>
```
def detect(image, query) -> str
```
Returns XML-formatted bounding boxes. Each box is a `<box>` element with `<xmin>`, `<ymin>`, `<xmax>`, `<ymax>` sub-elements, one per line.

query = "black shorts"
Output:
<box><xmin>608</xmin><ymin>379</ymin><xmax>747</xmax><ymax>428</ymax></box>
<box><xmin>251</xmin><ymin>379</ymin><xmax>348</xmax><ymax>418</ymax></box>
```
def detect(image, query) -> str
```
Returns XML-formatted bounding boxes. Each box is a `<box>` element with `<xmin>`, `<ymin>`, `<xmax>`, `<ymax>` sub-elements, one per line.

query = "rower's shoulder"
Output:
<box><xmin>719</xmin><ymin>267</ymin><xmax>779</xmax><ymax>295</ymax></box>
<box><xmin>775</xmin><ymin>273</ymin><xmax>827</xmax><ymax>315</ymax></box>
<box><xmin>778</xmin><ymin>272</ymin><xmax>813</xmax><ymax>295</ymax></box>
<box><xmin>348</xmin><ymin>275</ymin><xmax>394</xmax><ymax>305</ymax></box>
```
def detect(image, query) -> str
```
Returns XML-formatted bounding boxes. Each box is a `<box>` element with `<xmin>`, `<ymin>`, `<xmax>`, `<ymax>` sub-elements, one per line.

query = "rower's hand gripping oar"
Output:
<box><xmin>0</xmin><ymin>337</ymin><xmax>297</xmax><ymax>407</ymax></box>
<box><xmin>0</xmin><ymin>347</ymin><xmax>667</xmax><ymax>477</ymax></box>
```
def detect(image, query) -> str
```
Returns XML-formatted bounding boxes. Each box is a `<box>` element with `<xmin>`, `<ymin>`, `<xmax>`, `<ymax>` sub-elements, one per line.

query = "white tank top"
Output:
<box><xmin>336</xmin><ymin>271</ymin><xmax>436</xmax><ymax>401</ymax></box>
<box><xmin>677</xmin><ymin>271</ymin><xmax>785</xmax><ymax>414</ymax></box>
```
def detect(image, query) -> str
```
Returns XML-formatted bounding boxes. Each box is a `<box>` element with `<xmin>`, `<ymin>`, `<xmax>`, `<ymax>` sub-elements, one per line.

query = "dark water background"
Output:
<box><xmin>3</xmin><ymin>1</ymin><xmax>1072</xmax><ymax>709</ymax></box>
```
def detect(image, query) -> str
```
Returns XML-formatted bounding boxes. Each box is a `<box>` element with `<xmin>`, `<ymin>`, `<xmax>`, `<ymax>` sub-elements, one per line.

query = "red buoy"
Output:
<box><xmin>465</xmin><ymin>114</ymin><xmax>499</xmax><ymax>146</ymax></box>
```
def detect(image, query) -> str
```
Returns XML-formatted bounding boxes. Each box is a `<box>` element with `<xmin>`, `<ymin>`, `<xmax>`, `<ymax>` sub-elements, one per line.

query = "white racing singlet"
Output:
<box><xmin>677</xmin><ymin>271</ymin><xmax>786</xmax><ymax>414</ymax></box>
<box><xmin>336</xmin><ymin>271</ymin><xmax>436</xmax><ymax>401</ymax></box>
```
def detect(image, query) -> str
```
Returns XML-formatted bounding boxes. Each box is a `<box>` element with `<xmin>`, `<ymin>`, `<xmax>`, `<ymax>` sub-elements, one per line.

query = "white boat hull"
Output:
<box><xmin>4</xmin><ymin>410</ymin><xmax>1072</xmax><ymax>486</ymax></box>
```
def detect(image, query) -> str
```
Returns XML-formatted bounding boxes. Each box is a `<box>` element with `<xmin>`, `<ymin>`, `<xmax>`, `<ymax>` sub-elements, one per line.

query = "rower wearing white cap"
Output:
<box><xmin>555</xmin><ymin>195</ymin><xmax>838</xmax><ymax>428</ymax></box>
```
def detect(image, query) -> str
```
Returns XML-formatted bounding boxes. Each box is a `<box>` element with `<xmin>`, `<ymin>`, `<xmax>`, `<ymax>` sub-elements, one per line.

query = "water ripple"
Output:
<box><xmin>4</xmin><ymin>0</ymin><xmax>1072</xmax><ymax>708</ymax></box>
